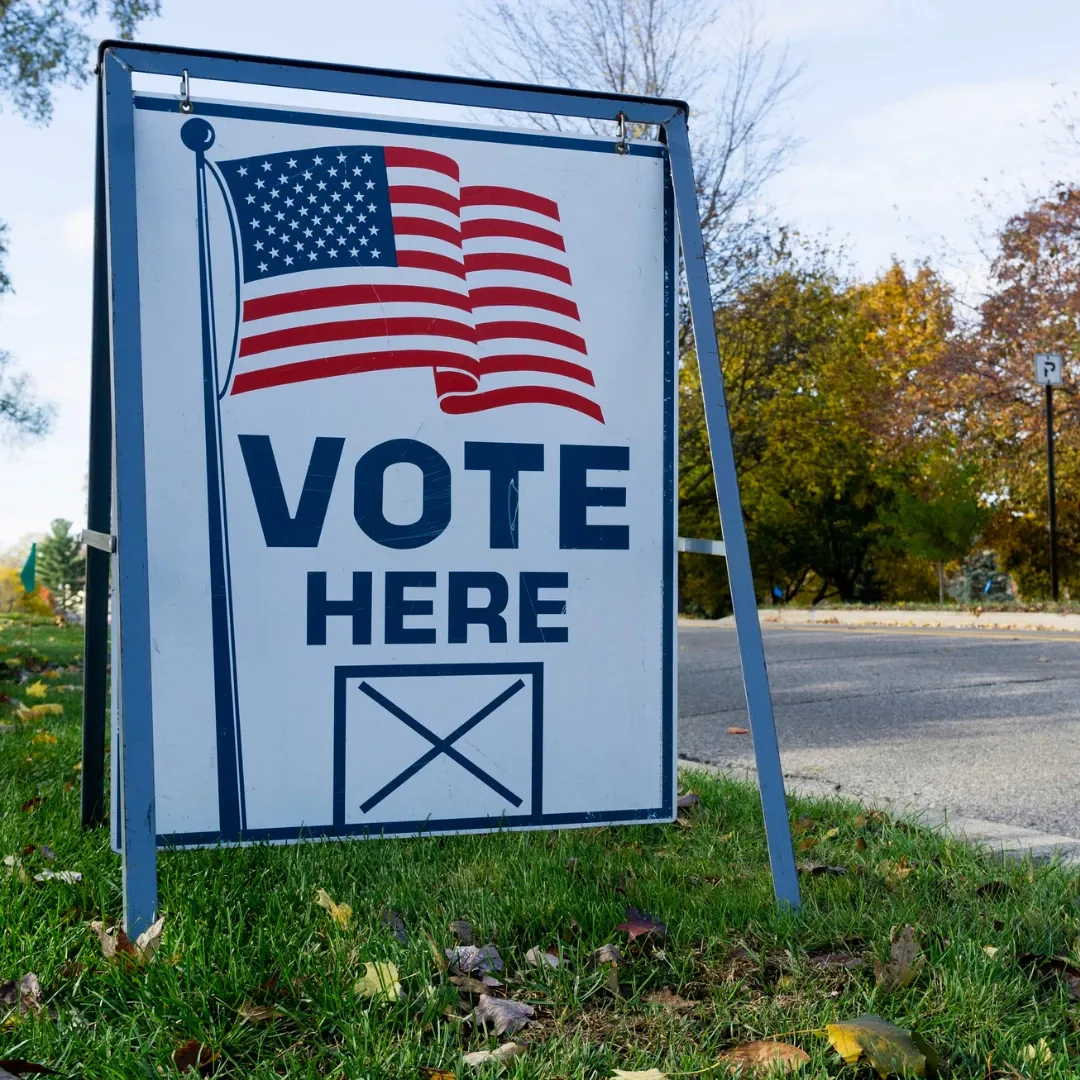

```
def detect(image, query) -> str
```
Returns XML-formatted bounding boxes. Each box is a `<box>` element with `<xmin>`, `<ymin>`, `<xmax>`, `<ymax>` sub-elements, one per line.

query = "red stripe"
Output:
<box><xmin>434</xmin><ymin>369</ymin><xmax>478</xmax><ymax>395</ymax></box>
<box><xmin>439</xmin><ymin>385</ymin><xmax>604</xmax><ymax>423</ymax></box>
<box><xmin>389</xmin><ymin>185</ymin><xmax>460</xmax><ymax>214</ymax></box>
<box><xmin>461</xmin><ymin>218</ymin><xmax>565</xmax><ymax>251</ymax></box>
<box><xmin>393</xmin><ymin>216</ymin><xmax>462</xmax><ymax>247</ymax></box>
<box><xmin>240</xmin><ymin>316</ymin><xmax>476</xmax><ymax>358</ymax></box>
<box><xmin>398</xmin><ymin>249</ymin><xmax>466</xmax><ymax>279</ymax></box>
<box><xmin>475</xmin><ymin>320</ymin><xmax>586</xmax><ymax>354</ymax></box>
<box><xmin>469</xmin><ymin>286</ymin><xmax>579</xmax><ymax>320</ymax></box>
<box><xmin>384</xmin><ymin>147</ymin><xmax>459</xmax><ymax>180</ymax></box>
<box><xmin>479</xmin><ymin>354</ymin><xmax>595</xmax><ymax>386</ymax></box>
<box><xmin>464</xmin><ymin>252</ymin><xmax>572</xmax><ymax>285</ymax></box>
<box><xmin>231</xmin><ymin>349</ymin><xmax>476</xmax><ymax>395</ymax></box>
<box><xmin>244</xmin><ymin>284</ymin><xmax>472</xmax><ymax>322</ymax></box>
<box><xmin>460</xmin><ymin>186</ymin><xmax>559</xmax><ymax>221</ymax></box>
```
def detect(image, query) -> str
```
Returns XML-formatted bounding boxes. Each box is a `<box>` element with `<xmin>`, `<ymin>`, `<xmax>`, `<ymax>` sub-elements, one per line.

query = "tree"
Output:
<box><xmin>461</xmin><ymin>0</ymin><xmax>798</xmax><ymax>303</ymax></box>
<box><xmin>0</xmin><ymin>0</ymin><xmax>160</xmax><ymax>441</ymax></box>
<box><xmin>881</xmin><ymin>456</ymin><xmax>990</xmax><ymax>605</ymax></box>
<box><xmin>37</xmin><ymin>517</ymin><xmax>84</xmax><ymax>612</ymax></box>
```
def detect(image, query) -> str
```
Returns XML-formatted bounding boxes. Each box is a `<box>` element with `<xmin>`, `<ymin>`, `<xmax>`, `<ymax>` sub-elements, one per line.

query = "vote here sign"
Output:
<box><xmin>116</xmin><ymin>95</ymin><xmax>675</xmax><ymax>845</ymax></box>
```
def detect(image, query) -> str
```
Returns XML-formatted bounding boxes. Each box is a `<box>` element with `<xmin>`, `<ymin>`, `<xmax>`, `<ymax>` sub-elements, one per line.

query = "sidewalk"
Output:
<box><xmin>692</xmin><ymin>607</ymin><xmax>1080</xmax><ymax>633</ymax></box>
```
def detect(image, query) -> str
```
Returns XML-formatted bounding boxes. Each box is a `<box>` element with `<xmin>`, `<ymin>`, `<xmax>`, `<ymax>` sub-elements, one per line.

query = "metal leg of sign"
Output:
<box><xmin>81</xmin><ymin>76</ymin><xmax>112</xmax><ymax>830</ymax></box>
<box><xmin>103</xmin><ymin>51</ymin><xmax>159</xmax><ymax>935</ymax></box>
<box><xmin>664</xmin><ymin>112</ymin><xmax>801</xmax><ymax>909</ymax></box>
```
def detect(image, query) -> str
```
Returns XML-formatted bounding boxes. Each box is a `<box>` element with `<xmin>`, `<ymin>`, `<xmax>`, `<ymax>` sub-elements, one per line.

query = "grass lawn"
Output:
<box><xmin>4</xmin><ymin>613</ymin><xmax>1080</xmax><ymax>1078</ymax></box>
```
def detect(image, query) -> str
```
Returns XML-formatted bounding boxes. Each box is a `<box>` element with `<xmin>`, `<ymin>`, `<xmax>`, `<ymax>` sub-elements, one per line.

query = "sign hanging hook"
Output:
<box><xmin>179</xmin><ymin>69</ymin><xmax>193</xmax><ymax>114</ymax></box>
<box><xmin>615</xmin><ymin>111</ymin><xmax>628</xmax><ymax>155</ymax></box>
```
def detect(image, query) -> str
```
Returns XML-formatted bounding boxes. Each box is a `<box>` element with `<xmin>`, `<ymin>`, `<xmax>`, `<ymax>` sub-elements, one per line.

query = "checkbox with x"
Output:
<box><xmin>333</xmin><ymin>663</ymin><xmax>543</xmax><ymax>829</ymax></box>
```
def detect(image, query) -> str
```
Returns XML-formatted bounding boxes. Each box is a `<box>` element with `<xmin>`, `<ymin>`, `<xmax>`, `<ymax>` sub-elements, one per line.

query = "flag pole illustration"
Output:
<box><xmin>181</xmin><ymin>118</ymin><xmax>244</xmax><ymax>838</ymax></box>
<box><xmin>20</xmin><ymin>543</ymin><xmax>36</xmax><ymax>594</ymax></box>
<box><xmin>180</xmin><ymin>113</ymin><xmax>607</xmax><ymax>835</ymax></box>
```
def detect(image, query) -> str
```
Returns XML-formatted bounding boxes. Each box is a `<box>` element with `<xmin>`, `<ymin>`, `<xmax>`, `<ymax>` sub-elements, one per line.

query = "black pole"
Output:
<box><xmin>81</xmin><ymin>75</ymin><xmax>112</xmax><ymax>829</ymax></box>
<box><xmin>1047</xmin><ymin>383</ymin><xmax>1059</xmax><ymax>603</ymax></box>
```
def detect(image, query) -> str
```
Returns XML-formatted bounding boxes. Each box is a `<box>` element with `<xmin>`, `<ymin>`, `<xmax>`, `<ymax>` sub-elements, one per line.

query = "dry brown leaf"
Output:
<box><xmin>446</xmin><ymin>944</ymin><xmax>504</xmax><ymax>976</ymax></box>
<box><xmin>727</xmin><ymin>727</ymin><xmax>749</xmax><ymax>735</ymax></box>
<box><xmin>463</xmin><ymin>1043</ymin><xmax>524</xmax><ymax>1066</ymax></box>
<box><xmin>718</xmin><ymin>1040</ymin><xmax>810</xmax><ymax>1075</ymax></box>
<box><xmin>173</xmin><ymin>1039</ymin><xmax>216</xmax><ymax>1075</ymax></box>
<box><xmin>474</xmin><ymin>994</ymin><xmax>534</xmax><ymax>1035</ymax></box>
<box><xmin>590</xmin><ymin>943</ymin><xmax>623</xmax><ymax>966</ymax></box>
<box><xmin>419</xmin><ymin>1068</ymin><xmax>457</xmax><ymax>1080</ymax></box>
<box><xmin>0</xmin><ymin>974</ymin><xmax>43</xmax><ymax>1017</ymax></box>
<box><xmin>856</xmin><ymin>837</ymin><xmax>868</xmax><ymax>852</ymax></box>
<box><xmin>791</xmin><ymin>816</ymin><xmax>815</xmax><ymax>836</ymax></box>
<box><xmin>808</xmin><ymin>952</ymin><xmax>864</xmax><ymax>971</ymax></box>
<box><xmin>877</xmin><ymin>857</ymin><xmax>913</xmax><ymax>888</ymax></box>
<box><xmin>616</xmin><ymin>907</ymin><xmax>666</xmax><ymax>942</ymax></box>
<box><xmin>237</xmin><ymin>1001</ymin><xmax>281</xmax><ymax>1023</ymax></box>
<box><xmin>3</xmin><ymin>856</ymin><xmax>29</xmax><ymax>885</ymax></box>
<box><xmin>826</xmin><ymin>1014</ymin><xmax>937</xmax><ymax>1078</ymax></box>
<box><xmin>875</xmin><ymin>925</ymin><xmax>924</xmax><ymax>990</ymax></box>
<box><xmin>644</xmin><ymin>987</ymin><xmax>696</xmax><ymax>1010</ymax></box>
<box><xmin>524</xmin><ymin>946</ymin><xmax>561</xmax><ymax>969</ymax></box>
<box><xmin>380</xmin><ymin>906</ymin><xmax>408</xmax><ymax>945</ymax></box>
<box><xmin>314</xmin><ymin>888</ymin><xmax>352</xmax><ymax>928</ymax></box>
<box><xmin>450</xmin><ymin>974</ymin><xmax>494</xmax><ymax>996</ymax></box>
<box><xmin>797</xmin><ymin>837</ymin><xmax>818</xmax><ymax>852</ymax></box>
<box><xmin>677</xmin><ymin>792</ymin><xmax>700</xmax><ymax>810</ymax></box>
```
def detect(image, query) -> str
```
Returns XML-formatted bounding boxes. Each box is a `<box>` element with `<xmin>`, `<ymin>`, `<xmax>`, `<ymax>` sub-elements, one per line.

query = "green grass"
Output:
<box><xmin>4</xmin><ymin>613</ymin><xmax>1080</xmax><ymax>1078</ymax></box>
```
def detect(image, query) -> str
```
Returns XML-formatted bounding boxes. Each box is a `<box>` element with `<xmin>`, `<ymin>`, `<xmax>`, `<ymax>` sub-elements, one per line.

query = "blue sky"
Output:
<box><xmin>2</xmin><ymin>0</ymin><xmax>1080</xmax><ymax>549</ymax></box>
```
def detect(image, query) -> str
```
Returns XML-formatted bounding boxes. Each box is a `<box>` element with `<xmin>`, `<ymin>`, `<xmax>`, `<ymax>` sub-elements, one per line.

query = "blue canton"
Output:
<box><xmin>220</xmin><ymin>145</ymin><xmax>398</xmax><ymax>283</ymax></box>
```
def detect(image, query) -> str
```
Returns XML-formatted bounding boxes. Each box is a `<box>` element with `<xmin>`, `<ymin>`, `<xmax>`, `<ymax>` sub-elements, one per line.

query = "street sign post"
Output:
<box><xmin>1035</xmin><ymin>353</ymin><xmax>1063</xmax><ymax>601</ymax></box>
<box><xmin>84</xmin><ymin>41</ymin><xmax>799</xmax><ymax>932</ymax></box>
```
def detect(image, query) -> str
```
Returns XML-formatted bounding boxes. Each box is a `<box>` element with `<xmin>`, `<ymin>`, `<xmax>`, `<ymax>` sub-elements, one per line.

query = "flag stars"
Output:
<box><xmin>367</xmin><ymin>203</ymin><xmax>376</xmax><ymax>213</ymax></box>
<box><xmin>270</xmin><ymin>247</ymin><xmax>279</xmax><ymax>258</ymax></box>
<box><xmin>334</xmin><ymin>214</ymin><xmax>344</xmax><ymax>224</ymax></box>
<box><xmin>295</xmin><ymin>241</ymin><xmax>304</xmax><ymax>251</ymax></box>
<box><xmin>349</xmin><ymin>247</ymin><xmax>359</xmax><ymax>257</ymax></box>
<box><xmin>303</xmin><ymin>170</ymin><xmax>312</xmax><ymax>181</ymax></box>
<box><xmin>328</xmin><ymin>248</ymin><xmax>338</xmax><ymax>258</ymax></box>
<box><xmin>261</xmin><ymin>161</ymin><xmax>272</xmax><ymax>171</ymax></box>
<box><xmin>316</xmin><ymin>238</ymin><xmax>326</xmax><ymax>248</ymax></box>
<box><xmin>250</xmin><ymin>218</ymin><xmax>260</xmax><ymax>229</ymax></box>
<box><xmin>255</xmin><ymin>179</ymin><xmax>265</xmax><ymax>189</ymax></box>
<box><xmin>285</xmin><ymin>197</ymin><xmax>294</xmax><ymax>208</ymax></box>
<box><xmin>258</xmin><ymin>261</ymin><xmax>268</xmax><ymax>272</ymax></box>
<box><xmin>321</xmin><ymin>203</ymin><xmax>331</xmax><ymax>214</ymax></box>
<box><xmin>300</xmin><ymin>207</ymin><xmax>309</xmax><ymax>217</ymax></box>
<box><xmin>284</xmin><ymin>255</ymin><xmax>294</xmax><ymax>265</ymax></box>
<box><xmin>238</xmin><ymin>166</ymin><xmax>248</xmax><ymax>176</ymax></box>
<box><xmin>308</xmin><ymin>251</ymin><xmax>318</xmax><ymax>261</ymax></box>
<box><xmin>287</xmin><ymin>157</ymin><xmax>298</xmax><ymax>168</ymax></box>
<box><xmin>278</xmin><ymin>174</ymin><xmax>288</xmax><ymax>184</ymax></box>
<box><xmin>266</xmin><ymin>225</ymin><xmax>276</xmax><ymax>236</ymax></box>
<box><xmin>304</xmin><ymin>227</ymin><xmax>314</xmax><ymax>238</ymax></box>
<box><xmin>362</xmin><ymin>153</ymin><xmax>372</xmax><ymax>163</ymax></box>
<box><xmin>246</xmin><ymin>194</ymin><xmax>256</xmax><ymax>204</ymax></box>
<box><xmin>360</xmin><ymin>236</ymin><xmax>369</xmax><ymax>246</ymax></box>
<box><xmin>370</xmin><ymin>225</ymin><xmax>379</xmax><ymax>236</ymax></box>
<box><xmin>328</xmin><ymin>166</ymin><xmax>338</xmax><ymax>177</ymax></box>
<box><xmin>308</xmin><ymin>193</ymin><xmax>318</xmax><ymax>204</ymax></box>
<box><xmin>276</xmin><ymin>211</ymin><xmax>286</xmax><ymax>222</ymax></box>
<box><xmin>371</xmin><ymin>248</ymin><xmax>381</xmax><ymax>259</ymax></box>
<box><xmin>365</xmin><ymin>180</ymin><xmax>375</xmax><ymax>190</ymax></box>
<box><xmin>313</xmin><ymin>155</ymin><xmax>323</xmax><ymax>165</ymax></box>
<box><xmin>289</xmin><ymin>219</ymin><xmax>299</xmax><ymax>230</ymax></box>
<box><xmin>254</xmin><ymin>240</ymin><xmax>264</xmax><ymax>251</ymax></box>
<box><xmin>336</xmin><ymin>152</ymin><xmax>346</xmax><ymax>163</ymax></box>
<box><xmin>342</xmin><ymin>180</ymin><xmax>351</xmax><ymax>190</ymax></box>
<box><xmin>294</xmin><ymin>183</ymin><xmax>304</xmax><ymax>194</ymax></box>
<box><xmin>325</xmin><ymin>225</ymin><xmax>335</xmax><ymax>235</ymax></box>
<box><xmin>352</xmin><ymin>166</ymin><xmax>362</xmax><ymax>176</ymax></box>
<box><xmin>331</xmin><ymin>192</ymin><xmax>341</xmax><ymax>202</ymax></box>
<box><xmin>346</xmin><ymin>223</ymin><xmax>357</xmax><ymax>234</ymax></box>
<box><xmin>337</xmin><ymin>236</ymin><xmax>346</xmax><ymax>245</ymax></box>
<box><xmin>270</xmin><ymin>188</ymin><xmax>280</xmax><ymax>198</ymax></box>
<box><xmin>317</xmin><ymin>179</ymin><xmax>327</xmax><ymax>191</ymax></box>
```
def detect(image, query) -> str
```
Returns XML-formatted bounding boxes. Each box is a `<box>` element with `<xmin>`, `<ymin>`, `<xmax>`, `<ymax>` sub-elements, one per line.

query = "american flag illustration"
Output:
<box><xmin>218</xmin><ymin>143</ymin><xmax>603</xmax><ymax>422</ymax></box>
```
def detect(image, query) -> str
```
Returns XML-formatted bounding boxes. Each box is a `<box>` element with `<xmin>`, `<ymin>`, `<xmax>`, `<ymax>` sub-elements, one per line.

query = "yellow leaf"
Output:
<box><xmin>983</xmin><ymin>946</ymin><xmax>999</xmax><ymax>959</ymax></box>
<box><xmin>823</xmin><ymin>827</ymin><xmax>840</xmax><ymax>840</ymax></box>
<box><xmin>314</xmin><ymin>887</ymin><xmax>352</xmax><ymax>928</ymax></box>
<box><xmin>826</xmin><ymin>1015</ymin><xmax>936</xmax><ymax>1078</ymax></box>
<box><xmin>41</xmin><ymin>669</ymin><xmax>60</xmax><ymax>679</ymax></box>
<box><xmin>1021</xmin><ymin>1039</ymin><xmax>1052</xmax><ymax>1066</ymax></box>
<box><xmin>32</xmin><ymin>730</ymin><xmax>57</xmax><ymax>745</ymax></box>
<box><xmin>27</xmin><ymin>703</ymin><xmax>62</xmax><ymax>719</ymax></box>
<box><xmin>612</xmin><ymin>1072</ymin><xmax>668</xmax><ymax>1080</ymax></box>
<box><xmin>355</xmin><ymin>960</ymin><xmax>402</xmax><ymax>1001</ymax></box>
<box><xmin>25</xmin><ymin>681</ymin><xmax>47</xmax><ymax>699</ymax></box>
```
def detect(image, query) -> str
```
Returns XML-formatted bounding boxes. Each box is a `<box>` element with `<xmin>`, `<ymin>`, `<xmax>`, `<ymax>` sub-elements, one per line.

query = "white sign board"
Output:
<box><xmin>1036</xmin><ymin>353</ymin><xmax>1063</xmax><ymax>386</ymax></box>
<box><xmin>114</xmin><ymin>96</ymin><xmax>676</xmax><ymax>845</ymax></box>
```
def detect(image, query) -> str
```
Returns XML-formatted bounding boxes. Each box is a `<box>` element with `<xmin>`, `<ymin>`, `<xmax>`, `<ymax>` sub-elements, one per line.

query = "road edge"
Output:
<box><xmin>678</xmin><ymin>758</ymin><xmax>1080</xmax><ymax>866</ymax></box>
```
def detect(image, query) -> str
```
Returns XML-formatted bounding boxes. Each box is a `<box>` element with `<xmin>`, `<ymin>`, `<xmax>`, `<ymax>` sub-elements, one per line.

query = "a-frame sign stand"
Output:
<box><xmin>80</xmin><ymin>42</ymin><xmax>800</xmax><ymax>932</ymax></box>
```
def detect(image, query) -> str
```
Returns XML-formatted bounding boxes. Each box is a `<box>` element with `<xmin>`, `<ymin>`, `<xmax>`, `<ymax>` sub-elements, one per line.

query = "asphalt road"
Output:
<box><xmin>678</xmin><ymin>624</ymin><xmax>1080</xmax><ymax>838</ymax></box>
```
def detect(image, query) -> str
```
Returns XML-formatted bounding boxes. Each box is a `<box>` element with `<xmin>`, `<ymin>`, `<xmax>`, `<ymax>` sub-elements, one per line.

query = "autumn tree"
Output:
<box><xmin>37</xmin><ymin>517</ymin><xmax>83</xmax><ymax>612</ymax></box>
<box><xmin>0</xmin><ymin>0</ymin><xmax>160</xmax><ymax>441</ymax></box>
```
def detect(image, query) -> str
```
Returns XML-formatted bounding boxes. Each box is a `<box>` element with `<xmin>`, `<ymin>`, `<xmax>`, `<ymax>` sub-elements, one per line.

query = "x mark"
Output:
<box><xmin>358</xmin><ymin>678</ymin><xmax>525</xmax><ymax>813</ymax></box>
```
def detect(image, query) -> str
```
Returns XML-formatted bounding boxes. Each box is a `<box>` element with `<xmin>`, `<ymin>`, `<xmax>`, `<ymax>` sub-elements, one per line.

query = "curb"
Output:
<box><xmin>678</xmin><ymin>758</ymin><xmax>1080</xmax><ymax>866</ymax></box>
<box><xmin>681</xmin><ymin>610</ymin><xmax>1080</xmax><ymax>634</ymax></box>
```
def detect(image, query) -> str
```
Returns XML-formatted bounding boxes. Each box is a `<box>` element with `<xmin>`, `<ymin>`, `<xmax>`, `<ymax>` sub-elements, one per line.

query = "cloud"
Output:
<box><xmin>756</xmin><ymin>0</ymin><xmax>935</xmax><ymax>40</ymax></box>
<box><xmin>61</xmin><ymin>208</ymin><xmax>94</xmax><ymax>256</ymax></box>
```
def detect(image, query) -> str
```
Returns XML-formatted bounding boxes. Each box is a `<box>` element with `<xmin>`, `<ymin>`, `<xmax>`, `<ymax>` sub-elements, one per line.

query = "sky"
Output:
<box><xmin>2</xmin><ymin>0</ymin><xmax>1080</xmax><ymax>551</ymax></box>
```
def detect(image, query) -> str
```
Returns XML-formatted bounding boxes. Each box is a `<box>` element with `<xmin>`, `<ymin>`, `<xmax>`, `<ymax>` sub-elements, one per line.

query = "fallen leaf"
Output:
<box><xmin>611</xmin><ymin>1071</ymin><xmax>668</xmax><ymax>1080</ymax></box>
<box><xmin>877</xmin><ymin>857</ymin><xmax>913</xmax><ymax>888</ymax></box>
<box><xmin>792</xmin><ymin>816</ymin><xmax>816</xmax><ymax>836</ymax></box>
<box><xmin>677</xmin><ymin>792</ymin><xmax>700</xmax><ymax>810</ymax></box>
<box><xmin>173</xmin><ymin>1039</ymin><xmax>216</xmax><ymax>1075</ymax></box>
<box><xmin>463</xmin><ymin>1043</ymin><xmax>524</xmax><ymax>1066</ymax></box>
<box><xmin>449</xmin><ymin>919</ymin><xmax>475</xmax><ymax>945</ymax></box>
<box><xmin>644</xmin><ymin>987</ymin><xmax>696</xmax><ymax>1010</ymax></box>
<box><xmin>797</xmin><ymin>862</ymin><xmax>847</xmax><ymax>876</ymax></box>
<box><xmin>355</xmin><ymin>960</ymin><xmax>403</xmax><ymax>1001</ymax></box>
<box><xmin>3</xmin><ymin>856</ymin><xmax>29</xmax><ymax>885</ymax></box>
<box><xmin>474</xmin><ymin>994</ymin><xmax>534</xmax><ymax>1035</ymax></box>
<box><xmin>525</xmin><ymin>946</ymin><xmax>561</xmax><ymax>969</ymax></box>
<box><xmin>854</xmin><ymin>810</ymin><xmax>889</xmax><ymax>828</ymax></box>
<box><xmin>314</xmin><ymin>887</ymin><xmax>353</xmax><ymax>928</ymax></box>
<box><xmin>718</xmin><ymin>1040</ymin><xmax>810</xmax><ymax>1075</ymax></box>
<box><xmin>237</xmin><ymin>1001</ymin><xmax>281</xmax><ymax>1023</ymax></box>
<box><xmin>1021</xmin><ymin>1039</ymin><xmax>1052</xmax><ymax>1066</ymax></box>
<box><xmin>823</xmin><ymin>827</ymin><xmax>840</xmax><ymax>840</ymax></box>
<box><xmin>450</xmin><ymin>974</ymin><xmax>496</xmax><ymax>996</ymax></box>
<box><xmin>33</xmin><ymin>870</ymin><xmax>82</xmax><ymax>884</ymax></box>
<box><xmin>134</xmin><ymin>916</ymin><xmax>165</xmax><ymax>960</ymax></box>
<box><xmin>727</xmin><ymin>726</ymin><xmax>749</xmax><ymax>735</ymax></box>
<box><xmin>797</xmin><ymin>837</ymin><xmax>818</xmax><ymax>852</ymax></box>
<box><xmin>875</xmin><ymin>925</ymin><xmax>924</xmax><ymax>990</ymax></box>
<box><xmin>88</xmin><ymin>915</ymin><xmax>164</xmax><ymax>963</ymax></box>
<box><xmin>25</xmin><ymin>682</ymin><xmax>47</xmax><ymax>700</ymax></box>
<box><xmin>590</xmin><ymin>943</ymin><xmax>624</xmax><ymax>966</ymax></box>
<box><xmin>446</xmin><ymin>944</ymin><xmax>504</xmax><ymax>976</ymax></box>
<box><xmin>616</xmin><ymin>907</ymin><xmax>667</xmax><ymax>942</ymax></box>
<box><xmin>0</xmin><ymin>974</ymin><xmax>43</xmax><ymax>1016</ymax></box>
<box><xmin>20</xmin><ymin>798</ymin><xmax>42</xmax><ymax>813</ymax></box>
<box><xmin>420</xmin><ymin>1068</ymin><xmax>457</xmax><ymax>1080</ymax></box>
<box><xmin>856</xmin><ymin>837</ymin><xmax>868</xmax><ymax>852</ymax></box>
<box><xmin>826</xmin><ymin>1015</ymin><xmax>937</xmax><ymax>1078</ymax></box>
<box><xmin>808</xmin><ymin>952</ymin><xmax>864</xmax><ymax>971</ymax></box>
<box><xmin>380</xmin><ymin>906</ymin><xmax>408</xmax><ymax>945</ymax></box>
<box><xmin>37</xmin><ymin>846</ymin><xmax>56</xmax><ymax>862</ymax></box>
<box><xmin>982</xmin><ymin>946</ymin><xmax>999</xmax><ymax>959</ymax></box>
<box><xmin>0</xmin><ymin>1062</ymin><xmax>59</xmax><ymax>1076</ymax></box>
<box><xmin>31</xmin><ymin>731</ymin><xmax>56</xmax><ymax>746</ymax></box>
